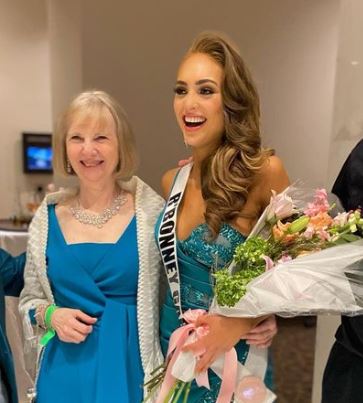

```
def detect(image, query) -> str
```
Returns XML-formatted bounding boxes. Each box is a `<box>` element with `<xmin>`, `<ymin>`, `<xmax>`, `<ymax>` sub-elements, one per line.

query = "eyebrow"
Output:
<box><xmin>176</xmin><ymin>79</ymin><xmax>218</xmax><ymax>86</ymax></box>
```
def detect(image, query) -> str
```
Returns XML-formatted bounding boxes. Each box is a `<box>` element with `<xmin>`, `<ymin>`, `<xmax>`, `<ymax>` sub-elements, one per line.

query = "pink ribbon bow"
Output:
<box><xmin>156</xmin><ymin>309</ymin><xmax>238</xmax><ymax>403</ymax></box>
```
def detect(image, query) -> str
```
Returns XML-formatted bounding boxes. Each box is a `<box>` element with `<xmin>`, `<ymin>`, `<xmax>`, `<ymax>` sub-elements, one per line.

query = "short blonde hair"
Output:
<box><xmin>53</xmin><ymin>90</ymin><xmax>138</xmax><ymax>180</ymax></box>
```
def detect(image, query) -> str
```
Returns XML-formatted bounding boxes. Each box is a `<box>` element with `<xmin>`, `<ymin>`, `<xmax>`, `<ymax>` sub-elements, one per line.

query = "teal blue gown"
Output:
<box><xmin>158</xmin><ymin>220</ymin><xmax>273</xmax><ymax>402</ymax></box>
<box><xmin>36</xmin><ymin>205</ymin><xmax>144</xmax><ymax>403</ymax></box>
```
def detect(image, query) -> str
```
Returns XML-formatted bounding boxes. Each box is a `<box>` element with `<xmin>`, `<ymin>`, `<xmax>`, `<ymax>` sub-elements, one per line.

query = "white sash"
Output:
<box><xmin>158</xmin><ymin>163</ymin><xmax>192</xmax><ymax>318</ymax></box>
<box><xmin>158</xmin><ymin>163</ymin><xmax>274</xmax><ymax>402</ymax></box>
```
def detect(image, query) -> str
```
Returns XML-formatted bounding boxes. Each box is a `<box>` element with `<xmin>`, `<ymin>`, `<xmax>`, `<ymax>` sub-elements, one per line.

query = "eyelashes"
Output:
<box><xmin>199</xmin><ymin>87</ymin><xmax>215</xmax><ymax>95</ymax></box>
<box><xmin>174</xmin><ymin>86</ymin><xmax>187</xmax><ymax>95</ymax></box>
<box><xmin>173</xmin><ymin>86</ymin><xmax>216</xmax><ymax>96</ymax></box>
<box><xmin>67</xmin><ymin>134</ymin><xmax>109</xmax><ymax>142</ymax></box>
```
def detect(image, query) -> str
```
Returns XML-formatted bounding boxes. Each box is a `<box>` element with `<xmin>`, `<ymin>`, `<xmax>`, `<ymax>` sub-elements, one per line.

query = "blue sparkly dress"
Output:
<box><xmin>35</xmin><ymin>205</ymin><xmax>144</xmax><ymax>403</ymax></box>
<box><xmin>158</xmin><ymin>201</ymin><xmax>273</xmax><ymax>402</ymax></box>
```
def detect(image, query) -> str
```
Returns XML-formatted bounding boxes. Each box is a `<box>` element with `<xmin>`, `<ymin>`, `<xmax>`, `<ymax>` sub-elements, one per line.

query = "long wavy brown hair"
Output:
<box><xmin>187</xmin><ymin>32</ymin><xmax>272</xmax><ymax>238</ymax></box>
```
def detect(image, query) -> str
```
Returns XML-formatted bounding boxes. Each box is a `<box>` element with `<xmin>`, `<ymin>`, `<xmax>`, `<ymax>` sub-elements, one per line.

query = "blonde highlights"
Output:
<box><xmin>53</xmin><ymin>90</ymin><xmax>138</xmax><ymax>180</ymax></box>
<box><xmin>188</xmin><ymin>32</ymin><xmax>272</xmax><ymax>238</ymax></box>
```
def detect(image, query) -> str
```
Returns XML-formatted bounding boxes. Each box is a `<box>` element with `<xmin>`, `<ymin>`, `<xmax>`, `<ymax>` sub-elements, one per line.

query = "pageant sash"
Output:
<box><xmin>158</xmin><ymin>163</ymin><xmax>193</xmax><ymax>319</ymax></box>
<box><xmin>157</xmin><ymin>164</ymin><xmax>273</xmax><ymax>401</ymax></box>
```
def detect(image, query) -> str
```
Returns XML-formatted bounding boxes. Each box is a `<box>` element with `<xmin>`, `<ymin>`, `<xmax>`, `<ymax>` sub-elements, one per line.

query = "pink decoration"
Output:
<box><xmin>156</xmin><ymin>309</ymin><xmax>238</xmax><ymax>403</ymax></box>
<box><xmin>262</xmin><ymin>255</ymin><xmax>275</xmax><ymax>271</ymax></box>
<box><xmin>277</xmin><ymin>255</ymin><xmax>292</xmax><ymax>264</ymax></box>
<box><xmin>266</xmin><ymin>190</ymin><xmax>296</xmax><ymax>223</ymax></box>
<box><xmin>235</xmin><ymin>376</ymin><xmax>267</xmax><ymax>403</ymax></box>
<box><xmin>304</xmin><ymin>188</ymin><xmax>330</xmax><ymax>217</ymax></box>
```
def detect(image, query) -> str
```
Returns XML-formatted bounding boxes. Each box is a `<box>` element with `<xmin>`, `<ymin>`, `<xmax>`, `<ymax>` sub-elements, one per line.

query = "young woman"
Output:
<box><xmin>157</xmin><ymin>32</ymin><xmax>289</xmax><ymax>401</ymax></box>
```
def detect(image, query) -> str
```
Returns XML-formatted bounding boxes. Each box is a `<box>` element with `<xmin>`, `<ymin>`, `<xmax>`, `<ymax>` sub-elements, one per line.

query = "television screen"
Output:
<box><xmin>22</xmin><ymin>133</ymin><xmax>53</xmax><ymax>174</ymax></box>
<box><xmin>26</xmin><ymin>146</ymin><xmax>52</xmax><ymax>170</ymax></box>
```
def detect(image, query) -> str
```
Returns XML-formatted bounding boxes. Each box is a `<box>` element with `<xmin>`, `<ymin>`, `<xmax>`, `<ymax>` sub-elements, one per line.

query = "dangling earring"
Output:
<box><xmin>66</xmin><ymin>159</ymin><xmax>73</xmax><ymax>174</ymax></box>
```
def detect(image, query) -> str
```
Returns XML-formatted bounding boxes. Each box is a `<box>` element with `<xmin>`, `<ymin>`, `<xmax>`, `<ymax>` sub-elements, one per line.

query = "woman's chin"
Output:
<box><xmin>76</xmin><ymin>169</ymin><xmax>113</xmax><ymax>185</ymax></box>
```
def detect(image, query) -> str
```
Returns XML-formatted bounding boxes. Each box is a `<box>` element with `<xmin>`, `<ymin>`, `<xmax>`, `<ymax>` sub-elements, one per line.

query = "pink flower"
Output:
<box><xmin>317</xmin><ymin>229</ymin><xmax>331</xmax><ymax>241</ymax></box>
<box><xmin>303</xmin><ymin>226</ymin><xmax>315</xmax><ymax>239</ymax></box>
<box><xmin>278</xmin><ymin>255</ymin><xmax>292</xmax><ymax>264</ymax></box>
<box><xmin>304</xmin><ymin>188</ymin><xmax>330</xmax><ymax>217</ymax></box>
<box><xmin>266</xmin><ymin>190</ymin><xmax>296</xmax><ymax>223</ymax></box>
<box><xmin>333</xmin><ymin>212</ymin><xmax>349</xmax><ymax>227</ymax></box>
<box><xmin>263</xmin><ymin>255</ymin><xmax>275</xmax><ymax>271</ymax></box>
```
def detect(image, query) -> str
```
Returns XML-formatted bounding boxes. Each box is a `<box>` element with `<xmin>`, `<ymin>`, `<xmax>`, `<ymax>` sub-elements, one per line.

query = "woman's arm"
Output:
<box><xmin>19</xmin><ymin>211</ymin><xmax>97</xmax><ymax>344</ymax></box>
<box><xmin>19</xmin><ymin>243</ymin><xmax>50</xmax><ymax>343</ymax></box>
<box><xmin>183</xmin><ymin>314</ymin><xmax>263</xmax><ymax>372</ymax></box>
<box><xmin>244</xmin><ymin>315</ymin><xmax>278</xmax><ymax>348</ymax></box>
<box><xmin>184</xmin><ymin>156</ymin><xmax>290</xmax><ymax>372</ymax></box>
<box><xmin>0</xmin><ymin>248</ymin><xmax>25</xmax><ymax>297</ymax></box>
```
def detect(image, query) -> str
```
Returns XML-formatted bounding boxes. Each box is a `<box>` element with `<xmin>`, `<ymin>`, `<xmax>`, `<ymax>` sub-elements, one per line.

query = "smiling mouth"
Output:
<box><xmin>183</xmin><ymin>116</ymin><xmax>206</xmax><ymax>128</ymax></box>
<box><xmin>80</xmin><ymin>161</ymin><xmax>104</xmax><ymax>167</ymax></box>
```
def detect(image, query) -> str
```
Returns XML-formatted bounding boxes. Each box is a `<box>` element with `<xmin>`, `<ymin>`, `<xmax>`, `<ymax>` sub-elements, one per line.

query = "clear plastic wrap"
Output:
<box><xmin>212</xmin><ymin>184</ymin><xmax>363</xmax><ymax>318</ymax></box>
<box><xmin>211</xmin><ymin>239</ymin><xmax>363</xmax><ymax>317</ymax></box>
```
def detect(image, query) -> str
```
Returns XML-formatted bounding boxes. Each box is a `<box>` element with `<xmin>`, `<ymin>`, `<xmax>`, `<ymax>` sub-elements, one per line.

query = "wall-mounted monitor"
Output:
<box><xmin>22</xmin><ymin>132</ymin><xmax>53</xmax><ymax>174</ymax></box>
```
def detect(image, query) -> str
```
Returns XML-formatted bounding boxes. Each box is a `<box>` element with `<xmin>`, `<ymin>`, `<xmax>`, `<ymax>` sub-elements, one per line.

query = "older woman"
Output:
<box><xmin>19</xmin><ymin>91</ymin><xmax>164</xmax><ymax>402</ymax></box>
<box><xmin>157</xmin><ymin>32</ymin><xmax>289</xmax><ymax>401</ymax></box>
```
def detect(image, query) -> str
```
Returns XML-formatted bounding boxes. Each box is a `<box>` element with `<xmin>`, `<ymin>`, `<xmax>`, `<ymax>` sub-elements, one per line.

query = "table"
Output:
<box><xmin>0</xmin><ymin>228</ymin><xmax>33</xmax><ymax>403</ymax></box>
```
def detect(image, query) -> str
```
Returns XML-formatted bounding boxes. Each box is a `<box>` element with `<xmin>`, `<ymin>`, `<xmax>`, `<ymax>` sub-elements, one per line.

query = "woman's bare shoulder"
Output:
<box><xmin>255</xmin><ymin>155</ymin><xmax>290</xmax><ymax>208</ymax></box>
<box><xmin>161</xmin><ymin>168</ymin><xmax>179</xmax><ymax>199</ymax></box>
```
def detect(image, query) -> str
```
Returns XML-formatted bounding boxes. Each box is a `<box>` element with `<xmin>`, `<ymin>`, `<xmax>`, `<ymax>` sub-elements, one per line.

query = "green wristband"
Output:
<box><xmin>44</xmin><ymin>304</ymin><xmax>58</xmax><ymax>329</ymax></box>
<box><xmin>40</xmin><ymin>304</ymin><xmax>58</xmax><ymax>346</ymax></box>
<box><xmin>40</xmin><ymin>329</ymin><xmax>56</xmax><ymax>346</ymax></box>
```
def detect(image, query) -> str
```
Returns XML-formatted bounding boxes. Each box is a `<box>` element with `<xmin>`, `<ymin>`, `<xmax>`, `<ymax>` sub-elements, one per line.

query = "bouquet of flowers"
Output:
<box><xmin>212</xmin><ymin>185</ymin><xmax>363</xmax><ymax>317</ymax></box>
<box><xmin>146</xmin><ymin>185</ymin><xmax>363</xmax><ymax>403</ymax></box>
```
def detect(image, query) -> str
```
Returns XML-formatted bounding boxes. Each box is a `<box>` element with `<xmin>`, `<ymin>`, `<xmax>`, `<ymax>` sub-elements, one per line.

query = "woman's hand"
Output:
<box><xmin>178</xmin><ymin>156</ymin><xmax>193</xmax><ymax>167</ymax></box>
<box><xmin>243</xmin><ymin>315</ymin><xmax>277</xmax><ymax>348</ymax></box>
<box><xmin>51</xmin><ymin>308</ymin><xmax>97</xmax><ymax>343</ymax></box>
<box><xmin>182</xmin><ymin>314</ymin><xmax>257</xmax><ymax>373</ymax></box>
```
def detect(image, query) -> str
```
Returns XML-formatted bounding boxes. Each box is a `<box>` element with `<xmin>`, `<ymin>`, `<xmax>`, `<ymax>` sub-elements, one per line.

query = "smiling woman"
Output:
<box><xmin>173</xmin><ymin>53</ymin><xmax>225</xmax><ymax>151</ymax></box>
<box><xmin>19</xmin><ymin>91</ymin><xmax>165</xmax><ymax>403</ymax></box>
<box><xmin>156</xmin><ymin>32</ymin><xmax>289</xmax><ymax>402</ymax></box>
<box><xmin>53</xmin><ymin>91</ymin><xmax>137</xmax><ymax>181</ymax></box>
<box><xmin>66</xmin><ymin>110</ymin><xmax>120</xmax><ymax>184</ymax></box>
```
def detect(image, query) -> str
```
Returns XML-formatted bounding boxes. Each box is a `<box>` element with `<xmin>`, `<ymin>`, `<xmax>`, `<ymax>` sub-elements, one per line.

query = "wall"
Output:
<box><xmin>81</xmin><ymin>0</ymin><xmax>340</xmax><ymax>191</ymax></box>
<box><xmin>0</xmin><ymin>1</ymin><xmax>341</xmax><ymax>211</ymax></box>
<box><xmin>312</xmin><ymin>1</ymin><xmax>363</xmax><ymax>402</ymax></box>
<box><xmin>327</xmin><ymin>0</ymin><xmax>363</xmax><ymax>186</ymax></box>
<box><xmin>47</xmin><ymin>0</ymin><xmax>82</xmax><ymax>188</ymax></box>
<box><xmin>0</xmin><ymin>0</ymin><xmax>52</xmax><ymax>218</ymax></box>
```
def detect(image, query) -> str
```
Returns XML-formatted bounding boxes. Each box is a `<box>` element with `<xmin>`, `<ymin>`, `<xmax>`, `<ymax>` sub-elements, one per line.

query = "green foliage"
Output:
<box><xmin>214</xmin><ymin>267</ymin><xmax>264</xmax><ymax>307</ymax></box>
<box><xmin>214</xmin><ymin>237</ymin><xmax>273</xmax><ymax>307</ymax></box>
<box><xmin>233</xmin><ymin>237</ymin><xmax>269</xmax><ymax>270</ymax></box>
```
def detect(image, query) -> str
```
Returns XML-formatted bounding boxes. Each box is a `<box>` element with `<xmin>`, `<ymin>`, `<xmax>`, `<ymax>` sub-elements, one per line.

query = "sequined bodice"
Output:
<box><xmin>159</xmin><ymin>220</ymin><xmax>251</xmax><ymax>402</ymax></box>
<box><xmin>179</xmin><ymin>222</ymin><xmax>246</xmax><ymax>269</ymax></box>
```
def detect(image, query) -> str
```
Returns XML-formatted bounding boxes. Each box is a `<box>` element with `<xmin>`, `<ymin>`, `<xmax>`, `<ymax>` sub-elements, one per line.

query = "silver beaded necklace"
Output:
<box><xmin>70</xmin><ymin>191</ymin><xmax>127</xmax><ymax>229</ymax></box>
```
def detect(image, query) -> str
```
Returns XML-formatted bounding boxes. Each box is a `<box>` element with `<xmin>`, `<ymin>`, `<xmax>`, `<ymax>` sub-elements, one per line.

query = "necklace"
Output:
<box><xmin>70</xmin><ymin>191</ymin><xmax>127</xmax><ymax>229</ymax></box>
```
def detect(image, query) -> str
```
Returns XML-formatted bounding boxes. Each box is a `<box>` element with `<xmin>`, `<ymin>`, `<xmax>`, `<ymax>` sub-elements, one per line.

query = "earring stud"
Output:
<box><xmin>66</xmin><ymin>159</ymin><xmax>73</xmax><ymax>174</ymax></box>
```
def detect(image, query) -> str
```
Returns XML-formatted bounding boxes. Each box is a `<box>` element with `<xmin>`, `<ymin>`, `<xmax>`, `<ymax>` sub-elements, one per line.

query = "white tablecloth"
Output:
<box><xmin>0</xmin><ymin>230</ymin><xmax>27</xmax><ymax>255</ymax></box>
<box><xmin>0</xmin><ymin>230</ymin><xmax>32</xmax><ymax>403</ymax></box>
